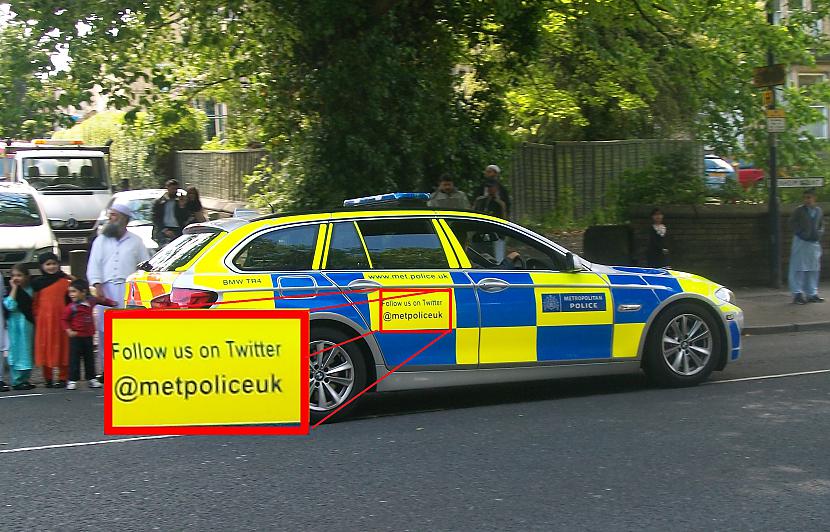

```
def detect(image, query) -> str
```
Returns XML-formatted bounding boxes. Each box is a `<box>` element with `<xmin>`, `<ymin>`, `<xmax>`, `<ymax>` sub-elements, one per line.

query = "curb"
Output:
<box><xmin>742</xmin><ymin>321</ymin><xmax>830</xmax><ymax>336</ymax></box>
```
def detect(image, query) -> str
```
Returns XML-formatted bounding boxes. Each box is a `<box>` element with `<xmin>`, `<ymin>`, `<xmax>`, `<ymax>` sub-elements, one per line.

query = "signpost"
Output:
<box><xmin>777</xmin><ymin>177</ymin><xmax>825</xmax><ymax>188</ymax></box>
<box><xmin>766</xmin><ymin>109</ymin><xmax>786</xmax><ymax>133</ymax></box>
<box><xmin>764</xmin><ymin>2</ymin><xmax>782</xmax><ymax>289</ymax></box>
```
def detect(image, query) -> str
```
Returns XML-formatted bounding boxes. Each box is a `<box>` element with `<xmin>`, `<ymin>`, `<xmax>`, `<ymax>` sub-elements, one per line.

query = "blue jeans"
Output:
<box><xmin>789</xmin><ymin>269</ymin><xmax>820</xmax><ymax>297</ymax></box>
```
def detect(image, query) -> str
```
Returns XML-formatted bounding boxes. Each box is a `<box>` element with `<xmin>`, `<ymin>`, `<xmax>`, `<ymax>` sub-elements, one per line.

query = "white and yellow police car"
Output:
<box><xmin>126</xmin><ymin>193</ymin><xmax>743</xmax><ymax>422</ymax></box>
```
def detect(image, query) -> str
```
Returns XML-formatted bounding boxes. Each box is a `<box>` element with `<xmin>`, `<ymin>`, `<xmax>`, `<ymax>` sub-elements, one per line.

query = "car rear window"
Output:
<box><xmin>0</xmin><ymin>192</ymin><xmax>42</xmax><ymax>227</ymax></box>
<box><xmin>145</xmin><ymin>232</ymin><xmax>219</xmax><ymax>272</ymax></box>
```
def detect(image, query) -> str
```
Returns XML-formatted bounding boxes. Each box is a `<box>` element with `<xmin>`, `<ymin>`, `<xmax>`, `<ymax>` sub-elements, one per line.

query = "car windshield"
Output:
<box><xmin>22</xmin><ymin>157</ymin><xmax>108</xmax><ymax>190</ymax></box>
<box><xmin>0</xmin><ymin>192</ymin><xmax>42</xmax><ymax>227</ymax></box>
<box><xmin>123</xmin><ymin>198</ymin><xmax>155</xmax><ymax>224</ymax></box>
<box><xmin>144</xmin><ymin>232</ymin><xmax>219</xmax><ymax>272</ymax></box>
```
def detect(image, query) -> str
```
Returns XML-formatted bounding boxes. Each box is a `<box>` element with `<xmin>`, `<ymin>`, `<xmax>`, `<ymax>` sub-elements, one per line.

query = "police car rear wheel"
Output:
<box><xmin>644</xmin><ymin>303</ymin><xmax>721</xmax><ymax>387</ymax></box>
<box><xmin>309</xmin><ymin>327</ymin><xmax>368</xmax><ymax>423</ymax></box>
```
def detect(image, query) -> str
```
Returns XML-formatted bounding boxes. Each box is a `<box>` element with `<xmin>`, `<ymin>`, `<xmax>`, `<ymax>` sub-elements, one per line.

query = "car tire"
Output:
<box><xmin>309</xmin><ymin>326</ymin><xmax>368</xmax><ymax>424</ymax></box>
<box><xmin>643</xmin><ymin>303</ymin><xmax>722</xmax><ymax>387</ymax></box>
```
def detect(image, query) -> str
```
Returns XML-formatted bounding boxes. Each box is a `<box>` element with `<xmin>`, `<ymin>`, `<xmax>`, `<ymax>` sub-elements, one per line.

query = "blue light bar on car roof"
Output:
<box><xmin>343</xmin><ymin>192</ymin><xmax>431</xmax><ymax>208</ymax></box>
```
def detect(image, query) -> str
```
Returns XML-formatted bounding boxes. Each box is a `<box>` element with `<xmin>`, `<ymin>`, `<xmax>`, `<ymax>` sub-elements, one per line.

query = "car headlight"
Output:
<box><xmin>49</xmin><ymin>219</ymin><xmax>66</xmax><ymax>229</ymax></box>
<box><xmin>714</xmin><ymin>287</ymin><xmax>735</xmax><ymax>304</ymax></box>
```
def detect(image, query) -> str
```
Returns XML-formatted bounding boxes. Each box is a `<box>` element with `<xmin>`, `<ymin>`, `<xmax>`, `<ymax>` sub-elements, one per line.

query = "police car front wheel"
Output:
<box><xmin>309</xmin><ymin>326</ymin><xmax>368</xmax><ymax>423</ymax></box>
<box><xmin>643</xmin><ymin>303</ymin><xmax>722</xmax><ymax>387</ymax></box>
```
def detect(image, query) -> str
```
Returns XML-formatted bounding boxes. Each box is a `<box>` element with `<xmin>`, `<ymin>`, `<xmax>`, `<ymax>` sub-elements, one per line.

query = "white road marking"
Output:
<box><xmin>0</xmin><ymin>393</ymin><xmax>43</xmax><ymax>399</ymax></box>
<box><xmin>709</xmin><ymin>369</ymin><xmax>830</xmax><ymax>384</ymax></box>
<box><xmin>0</xmin><ymin>435</ymin><xmax>181</xmax><ymax>454</ymax></box>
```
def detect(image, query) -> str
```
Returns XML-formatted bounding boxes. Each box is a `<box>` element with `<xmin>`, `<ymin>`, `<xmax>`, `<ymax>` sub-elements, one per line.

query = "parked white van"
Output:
<box><xmin>1</xmin><ymin>139</ymin><xmax>112</xmax><ymax>253</ymax></box>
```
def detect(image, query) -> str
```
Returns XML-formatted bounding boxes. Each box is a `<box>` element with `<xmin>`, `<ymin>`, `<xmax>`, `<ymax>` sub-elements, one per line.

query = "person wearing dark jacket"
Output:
<box><xmin>646</xmin><ymin>208</ymin><xmax>670</xmax><ymax>268</ymax></box>
<box><xmin>152</xmin><ymin>179</ymin><xmax>188</xmax><ymax>247</ymax></box>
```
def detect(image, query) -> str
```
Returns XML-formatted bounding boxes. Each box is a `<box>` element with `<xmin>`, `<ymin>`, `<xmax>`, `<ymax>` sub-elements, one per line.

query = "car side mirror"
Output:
<box><xmin>563</xmin><ymin>252</ymin><xmax>579</xmax><ymax>272</ymax></box>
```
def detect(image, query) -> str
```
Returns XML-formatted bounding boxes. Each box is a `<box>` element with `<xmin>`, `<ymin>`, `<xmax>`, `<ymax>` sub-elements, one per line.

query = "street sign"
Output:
<box><xmin>777</xmin><ymin>177</ymin><xmax>824</xmax><ymax>188</ymax></box>
<box><xmin>753</xmin><ymin>64</ymin><xmax>787</xmax><ymax>87</ymax></box>
<box><xmin>762</xmin><ymin>90</ymin><xmax>773</xmax><ymax>106</ymax></box>
<box><xmin>766</xmin><ymin>109</ymin><xmax>785</xmax><ymax>118</ymax></box>
<box><xmin>766</xmin><ymin>116</ymin><xmax>786</xmax><ymax>132</ymax></box>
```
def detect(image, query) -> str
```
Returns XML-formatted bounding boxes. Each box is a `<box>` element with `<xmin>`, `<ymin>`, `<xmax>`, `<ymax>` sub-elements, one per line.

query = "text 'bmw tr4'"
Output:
<box><xmin>124</xmin><ymin>192</ymin><xmax>743</xmax><ymax>426</ymax></box>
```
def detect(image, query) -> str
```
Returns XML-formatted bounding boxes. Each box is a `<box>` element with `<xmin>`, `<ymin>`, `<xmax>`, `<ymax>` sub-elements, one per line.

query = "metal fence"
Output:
<box><xmin>510</xmin><ymin>140</ymin><xmax>703</xmax><ymax>222</ymax></box>
<box><xmin>175</xmin><ymin>149</ymin><xmax>267</xmax><ymax>202</ymax></box>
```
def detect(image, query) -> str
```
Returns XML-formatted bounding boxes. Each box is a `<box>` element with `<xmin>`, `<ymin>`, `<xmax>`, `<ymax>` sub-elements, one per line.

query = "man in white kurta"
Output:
<box><xmin>87</xmin><ymin>203</ymin><xmax>150</xmax><ymax>380</ymax></box>
<box><xmin>789</xmin><ymin>189</ymin><xmax>825</xmax><ymax>305</ymax></box>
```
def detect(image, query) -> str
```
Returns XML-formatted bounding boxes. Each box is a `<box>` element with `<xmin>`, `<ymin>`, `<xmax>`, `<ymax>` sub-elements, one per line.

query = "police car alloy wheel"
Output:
<box><xmin>643</xmin><ymin>303</ymin><xmax>721</xmax><ymax>387</ymax></box>
<box><xmin>308</xmin><ymin>326</ymin><xmax>368</xmax><ymax>423</ymax></box>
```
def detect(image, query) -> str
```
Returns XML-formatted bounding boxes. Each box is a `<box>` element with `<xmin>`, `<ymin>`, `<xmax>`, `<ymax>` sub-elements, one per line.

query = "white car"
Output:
<box><xmin>0</xmin><ymin>182</ymin><xmax>60</xmax><ymax>276</ymax></box>
<box><xmin>92</xmin><ymin>189</ymin><xmax>185</xmax><ymax>256</ymax></box>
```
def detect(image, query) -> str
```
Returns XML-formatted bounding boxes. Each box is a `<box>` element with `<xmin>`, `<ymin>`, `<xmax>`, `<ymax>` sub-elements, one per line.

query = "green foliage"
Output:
<box><xmin>142</xmin><ymin>99</ymin><xmax>206</xmax><ymax>182</ymax></box>
<box><xmin>52</xmin><ymin>111</ymin><xmax>157</xmax><ymax>188</ymax></box>
<box><xmin>10</xmin><ymin>0</ymin><xmax>830</xmax><ymax>212</ymax></box>
<box><xmin>615</xmin><ymin>150</ymin><xmax>707</xmax><ymax>217</ymax></box>
<box><xmin>0</xmin><ymin>23</ymin><xmax>65</xmax><ymax>138</ymax></box>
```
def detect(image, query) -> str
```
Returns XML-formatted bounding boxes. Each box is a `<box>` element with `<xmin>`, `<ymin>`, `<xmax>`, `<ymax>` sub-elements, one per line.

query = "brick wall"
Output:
<box><xmin>626</xmin><ymin>204</ymin><xmax>830</xmax><ymax>287</ymax></box>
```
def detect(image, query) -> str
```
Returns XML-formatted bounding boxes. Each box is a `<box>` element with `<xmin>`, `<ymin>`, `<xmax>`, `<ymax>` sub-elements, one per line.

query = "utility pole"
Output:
<box><xmin>767</xmin><ymin>1</ymin><xmax>781</xmax><ymax>288</ymax></box>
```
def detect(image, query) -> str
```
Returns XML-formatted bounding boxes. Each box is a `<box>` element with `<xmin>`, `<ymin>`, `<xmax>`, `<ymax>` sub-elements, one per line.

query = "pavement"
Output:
<box><xmin>734</xmin><ymin>282</ymin><xmax>830</xmax><ymax>335</ymax></box>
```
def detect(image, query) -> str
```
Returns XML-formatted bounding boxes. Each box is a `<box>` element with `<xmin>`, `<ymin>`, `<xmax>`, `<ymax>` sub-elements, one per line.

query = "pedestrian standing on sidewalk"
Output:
<box><xmin>2</xmin><ymin>264</ymin><xmax>35</xmax><ymax>390</ymax></box>
<box><xmin>789</xmin><ymin>188</ymin><xmax>825</xmax><ymax>304</ymax></box>
<box><xmin>428</xmin><ymin>177</ymin><xmax>471</xmax><ymax>210</ymax></box>
<box><xmin>0</xmin><ymin>278</ymin><xmax>10</xmax><ymax>392</ymax></box>
<box><xmin>646</xmin><ymin>208</ymin><xmax>670</xmax><ymax>268</ymax></box>
<box><xmin>152</xmin><ymin>179</ymin><xmax>187</xmax><ymax>247</ymax></box>
<box><xmin>87</xmin><ymin>203</ymin><xmax>150</xmax><ymax>382</ymax></box>
<box><xmin>32</xmin><ymin>252</ymin><xmax>71</xmax><ymax>388</ymax></box>
<box><xmin>61</xmin><ymin>279</ymin><xmax>115</xmax><ymax>390</ymax></box>
<box><xmin>481</xmin><ymin>165</ymin><xmax>511</xmax><ymax>218</ymax></box>
<box><xmin>178</xmin><ymin>186</ymin><xmax>207</xmax><ymax>226</ymax></box>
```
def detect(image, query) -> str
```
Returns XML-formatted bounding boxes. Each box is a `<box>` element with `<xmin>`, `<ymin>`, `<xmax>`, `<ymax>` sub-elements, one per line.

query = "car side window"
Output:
<box><xmin>355</xmin><ymin>218</ymin><xmax>449</xmax><ymax>270</ymax></box>
<box><xmin>232</xmin><ymin>224</ymin><xmax>318</xmax><ymax>271</ymax></box>
<box><xmin>444</xmin><ymin>218</ymin><xmax>564</xmax><ymax>271</ymax></box>
<box><xmin>326</xmin><ymin>222</ymin><xmax>371</xmax><ymax>270</ymax></box>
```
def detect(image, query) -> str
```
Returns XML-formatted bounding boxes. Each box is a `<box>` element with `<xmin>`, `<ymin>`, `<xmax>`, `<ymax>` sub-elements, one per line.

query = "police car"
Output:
<box><xmin>125</xmin><ymin>193</ymin><xmax>743</xmax><ymax>422</ymax></box>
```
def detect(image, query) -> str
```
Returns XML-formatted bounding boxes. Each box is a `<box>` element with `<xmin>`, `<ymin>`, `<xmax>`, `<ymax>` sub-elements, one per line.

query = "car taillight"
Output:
<box><xmin>150</xmin><ymin>288</ymin><xmax>218</xmax><ymax>309</ymax></box>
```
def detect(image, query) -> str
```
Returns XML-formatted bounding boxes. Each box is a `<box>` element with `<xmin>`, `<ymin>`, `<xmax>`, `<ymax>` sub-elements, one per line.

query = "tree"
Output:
<box><xmin>12</xmin><ymin>0</ymin><xmax>543</xmax><ymax>208</ymax></box>
<box><xmin>0</xmin><ymin>22</ymin><xmax>65</xmax><ymax>138</ymax></box>
<box><xmin>506</xmin><ymin>0</ymin><xmax>830</xmax><ymax>176</ymax></box>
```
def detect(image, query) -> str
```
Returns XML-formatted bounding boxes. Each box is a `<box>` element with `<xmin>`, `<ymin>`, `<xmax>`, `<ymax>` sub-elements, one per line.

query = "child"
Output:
<box><xmin>2</xmin><ymin>264</ymin><xmax>35</xmax><ymax>390</ymax></box>
<box><xmin>61</xmin><ymin>279</ymin><xmax>115</xmax><ymax>390</ymax></box>
<box><xmin>0</xmin><ymin>277</ymin><xmax>10</xmax><ymax>392</ymax></box>
<box><xmin>32</xmin><ymin>252</ymin><xmax>71</xmax><ymax>388</ymax></box>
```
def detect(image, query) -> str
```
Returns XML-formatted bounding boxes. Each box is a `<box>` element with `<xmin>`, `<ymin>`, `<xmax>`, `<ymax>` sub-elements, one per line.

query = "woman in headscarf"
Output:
<box><xmin>32</xmin><ymin>252</ymin><xmax>71</xmax><ymax>388</ymax></box>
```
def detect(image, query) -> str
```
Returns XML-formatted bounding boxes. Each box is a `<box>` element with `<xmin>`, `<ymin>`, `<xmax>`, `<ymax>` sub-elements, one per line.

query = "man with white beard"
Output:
<box><xmin>87</xmin><ymin>203</ymin><xmax>150</xmax><ymax>382</ymax></box>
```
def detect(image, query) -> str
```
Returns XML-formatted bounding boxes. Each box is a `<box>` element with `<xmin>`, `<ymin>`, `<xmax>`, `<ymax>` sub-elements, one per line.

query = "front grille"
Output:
<box><xmin>0</xmin><ymin>251</ymin><xmax>27</xmax><ymax>263</ymax></box>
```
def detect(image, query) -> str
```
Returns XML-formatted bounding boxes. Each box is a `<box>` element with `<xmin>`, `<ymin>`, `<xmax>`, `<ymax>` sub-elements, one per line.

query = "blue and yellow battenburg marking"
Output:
<box><xmin>125</xmin><ymin>211</ymin><xmax>739</xmax><ymax>369</ymax></box>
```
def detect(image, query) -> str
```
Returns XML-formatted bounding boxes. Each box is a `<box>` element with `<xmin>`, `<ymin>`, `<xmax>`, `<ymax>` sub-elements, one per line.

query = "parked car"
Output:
<box><xmin>0</xmin><ymin>182</ymin><xmax>60</xmax><ymax>276</ymax></box>
<box><xmin>704</xmin><ymin>155</ymin><xmax>738</xmax><ymax>191</ymax></box>
<box><xmin>735</xmin><ymin>161</ymin><xmax>765</xmax><ymax>189</ymax></box>
<box><xmin>92</xmin><ymin>188</ymin><xmax>185</xmax><ymax>256</ymax></box>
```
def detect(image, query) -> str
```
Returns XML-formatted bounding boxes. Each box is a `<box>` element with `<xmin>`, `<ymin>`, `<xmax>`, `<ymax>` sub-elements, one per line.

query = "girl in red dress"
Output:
<box><xmin>32</xmin><ymin>252</ymin><xmax>71</xmax><ymax>388</ymax></box>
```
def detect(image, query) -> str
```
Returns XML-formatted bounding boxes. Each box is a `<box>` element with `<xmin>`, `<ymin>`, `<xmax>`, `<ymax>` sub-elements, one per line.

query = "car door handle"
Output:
<box><xmin>346</xmin><ymin>278</ymin><xmax>382</xmax><ymax>293</ymax></box>
<box><xmin>476</xmin><ymin>278</ymin><xmax>510</xmax><ymax>293</ymax></box>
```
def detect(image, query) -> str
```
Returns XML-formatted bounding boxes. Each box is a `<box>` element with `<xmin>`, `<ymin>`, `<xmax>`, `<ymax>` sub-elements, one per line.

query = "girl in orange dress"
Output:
<box><xmin>32</xmin><ymin>252</ymin><xmax>71</xmax><ymax>388</ymax></box>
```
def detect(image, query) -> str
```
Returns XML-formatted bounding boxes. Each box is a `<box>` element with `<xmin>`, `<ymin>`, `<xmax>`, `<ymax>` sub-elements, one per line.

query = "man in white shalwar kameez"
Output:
<box><xmin>789</xmin><ymin>189</ymin><xmax>825</xmax><ymax>304</ymax></box>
